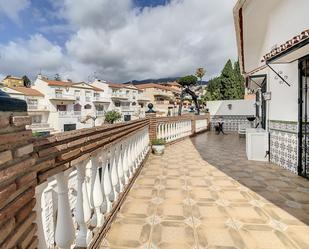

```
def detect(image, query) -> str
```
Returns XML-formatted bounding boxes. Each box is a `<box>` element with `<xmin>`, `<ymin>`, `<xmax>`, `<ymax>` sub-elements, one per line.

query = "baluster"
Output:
<box><xmin>117</xmin><ymin>144</ymin><xmax>124</xmax><ymax>192</ymax></box>
<box><xmin>75</xmin><ymin>161</ymin><xmax>92</xmax><ymax>247</ymax></box>
<box><xmin>102</xmin><ymin>151</ymin><xmax>113</xmax><ymax>213</ymax></box>
<box><xmin>90</xmin><ymin>154</ymin><xmax>104</xmax><ymax>227</ymax></box>
<box><xmin>127</xmin><ymin>139</ymin><xmax>133</xmax><ymax>179</ymax></box>
<box><xmin>110</xmin><ymin>146</ymin><xmax>119</xmax><ymax>200</ymax></box>
<box><xmin>122</xmin><ymin>140</ymin><xmax>129</xmax><ymax>185</ymax></box>
<box><xmin>54</xmin><ymin>172</ymin><xmax>75</xmax><ymax>249</ymax></box>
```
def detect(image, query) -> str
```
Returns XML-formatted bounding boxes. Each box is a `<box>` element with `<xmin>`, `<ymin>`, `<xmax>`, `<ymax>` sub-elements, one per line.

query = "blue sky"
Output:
<box><xmin>0</xmin><ymin>0</ymin><xmax>237</xmax><ymax>82</ymax></box>
<box><xmin>0</xmin><ymin>0</ymin><xmax>170</xmax><ymax>45</ymax></box>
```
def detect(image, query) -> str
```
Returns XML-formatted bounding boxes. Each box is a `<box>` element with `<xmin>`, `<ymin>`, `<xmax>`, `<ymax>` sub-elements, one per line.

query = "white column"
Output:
<box><xmin>122</xmin><ymin>141</ymin><xmax>129</xmax><ymax>185</ymax></box>
<box><xmin>75</xmin><ymin>162</ymin><xmax>92</xmax><ymax>247</ymax></box>
<box><xmin>117</xmin><ymin>144</ymin><xmax>124</xmax><ymax>193</ymax></box>
<box><xmin>90</xmin><ymin>155</ymin><xmax>104</xmax><ymax>227</ymax></box>
<box><xmin>101</xmin><ymin>151</ymin><xmax>113</xmax><ymax>213</ymax></box>
<box><xmin>54</xmin><ymin>172</ymin><xmax>75</xmax><ymax>249</ymax></box>
<box><xmin>110</xmin><ymin>146</ymin><xmax>119</xmax><ymax>200</ymax></box>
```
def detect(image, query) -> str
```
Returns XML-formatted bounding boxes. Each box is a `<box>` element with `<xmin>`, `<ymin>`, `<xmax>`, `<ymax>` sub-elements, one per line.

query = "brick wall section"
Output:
<box><xmin>0</xmin><ymin>111</ymin><xmax>37</xmax><ymax>249</ymax></box>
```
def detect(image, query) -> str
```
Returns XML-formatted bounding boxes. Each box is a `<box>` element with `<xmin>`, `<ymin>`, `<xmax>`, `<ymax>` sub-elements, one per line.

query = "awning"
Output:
<box><xmin>247</xmin><ymin>74</ymin><xmax>266</xmax><ymax>91</ymax></box>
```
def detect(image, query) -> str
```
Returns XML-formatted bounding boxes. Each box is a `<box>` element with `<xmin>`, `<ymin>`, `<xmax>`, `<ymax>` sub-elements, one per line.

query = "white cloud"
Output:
<box><xmin>0</xmin><ymin>0</ymin><xmax>238</xmax><ymax>82</ymax></box>
<box><xmin>0</xmin><ymin>0</ymin><xmax>30</xmax><ymax>23</ymax></box>
<box><xmin>0</xmin><ymin>34</ymin><xmax>65</xmax><ymax>78</ymax></box>
<box><xmin>64</xmin><ymin>0</ymin><xmax>237</xmax><ymax>82</ymax></box>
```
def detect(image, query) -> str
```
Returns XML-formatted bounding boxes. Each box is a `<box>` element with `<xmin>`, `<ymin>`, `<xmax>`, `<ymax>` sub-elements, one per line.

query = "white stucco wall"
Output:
<box><xmin>242</xmin><ymin>0</ymin><xmax>309</xmax><ymax>72</ymax></box>
<box><xmin>206</xmin><ymin>99</ymin><xmax>255</xmax><ymax>116</ymax></box>
<box><xmin>267</xmin><ymin>62</ymin><xmax>299</xmax><ymax>122</ymax></box>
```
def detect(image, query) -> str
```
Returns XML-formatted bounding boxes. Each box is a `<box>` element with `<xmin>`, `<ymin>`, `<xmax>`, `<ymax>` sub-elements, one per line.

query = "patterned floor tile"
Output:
<box><xmin>101</xmin><ymin>133</ymin><xmax>309</xmax><ymax>249</ymax></box>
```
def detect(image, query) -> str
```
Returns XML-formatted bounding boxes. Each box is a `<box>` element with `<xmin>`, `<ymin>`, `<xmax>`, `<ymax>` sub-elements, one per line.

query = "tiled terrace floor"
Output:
<box><xmin>101</xmin><ymin>132</ymin><xmax>309</xmax><ymax>249</ymax></box>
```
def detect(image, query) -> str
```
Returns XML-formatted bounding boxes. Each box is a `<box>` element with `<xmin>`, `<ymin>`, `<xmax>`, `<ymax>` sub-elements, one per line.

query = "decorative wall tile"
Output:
<box><xmin>269</xmin><ymin>121</ymin><xmax>298</xmax><ymax>174</ymax></box>
<box><xmin>210</xmin><ymin>115</ymin><xmax>255</xmax><ymax>132</ymax></box>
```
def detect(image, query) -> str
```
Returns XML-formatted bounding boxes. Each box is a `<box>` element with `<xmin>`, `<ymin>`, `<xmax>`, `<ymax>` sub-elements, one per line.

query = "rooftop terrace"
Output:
<box><xmin>102</xmin><ymin>133</ymin><xmax>309</xmax><ymax>249</ymax></box>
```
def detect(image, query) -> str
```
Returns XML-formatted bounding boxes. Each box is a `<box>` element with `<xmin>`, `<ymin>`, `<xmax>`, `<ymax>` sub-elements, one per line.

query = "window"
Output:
<box><xmin>27</xmin><ymin>99</ymin><xmax>38</xmax><ymax>106</ymax></box>
<box><xmin>64</xmin><ymin>124</ymin><xmax>76</xmax><ymax>131</ymax></box>
<box><xmin>74</xmin><ymin>90</ymin><xmax>80</xmax><ymax>100</ymax></box>
<box><xmin>85</xmin><ymin>91</ymin><xmax>91</xmax><ymax>102</ymax></box>
<box><xmin>31</xmin><ymin>115</ymin><xmax>42</xmax><ymax>123</ymax></box>
<box><xmin>55</xmin><ymin>90</ymin><xmax>62</xmax><ymax>97</ymax></box>
<box><xmin>96</xmin><ymin>105</ymin><xmax>104</xmax><ymax>111</ymax></box>
<box><xmin>114</xmin><ymin>101</ymin><xmax>121</xmax><ymax>107</ymax></box>
<box><xmin>74</xmin><ymin>104</ymin><xmax>81</xmax><ymax>111</ymax></box>
<box><xmin>132</xmin><ymin>102</ymin><xmax>136</xmax><ymax>106</ymax></box>
<box><xmin>57</xmin><ymin>105</ymin><xmax>67</xmax><ymax>111</ymax></box>
<box><xmin>84</xmin><ymin>104</ymin><xmax>92</xmax><ymax>109</ymax></box>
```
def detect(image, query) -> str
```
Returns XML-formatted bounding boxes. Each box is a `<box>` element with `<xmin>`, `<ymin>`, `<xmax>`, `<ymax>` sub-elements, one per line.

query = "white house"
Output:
<box><xmin>1</xmin><ymin>85</ymin><xmax>54</xmax><ymax>135</ymax></box>
<box><xmin>206</xmin><ymin>99</ymin><xmax>255</xmax><ymax>131</ymax></box>
<box><xmin>32</xmin><ymin>76</ymin><xmax>109</xmax><ymax>132</ymax></box>
<box><xmin>234</xmin><ymin>0</ymin><xmax>309</xmax><ymax>177</ymax></box>
<box><xmin>92</xmin><ymin>80</ymin><xmax>149</xmax><ymax>121</ymax></box>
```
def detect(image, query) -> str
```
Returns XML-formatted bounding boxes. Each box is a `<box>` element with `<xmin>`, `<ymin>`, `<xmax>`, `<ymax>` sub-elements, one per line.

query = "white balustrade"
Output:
<box><xmin>90</xmin><ymin>155</ymin><xmax>104</xmax><ymax>227</ymax></box>
<box><xmin>54</xmin><ymin>172</ymin><xmax>75</xmax><ymax>249</ymax></box>
<box><xmin>196</xmin><ymin>119</ymin><xmax>208</xmax><ymax>132</ymax></box>
<box><xmin>157</xmin><ymin>120</ymin><xmax>192</xmax><ymax>143</ymax></box>
<box><xmin>75</xmin><ymin>161</ymin><xmax>92</xmax><ymax>247</ymax></box>
<box><xmin>38</xmin><ymin>126</ymin><xmax>150</xmax><ymax>249</ymax></box>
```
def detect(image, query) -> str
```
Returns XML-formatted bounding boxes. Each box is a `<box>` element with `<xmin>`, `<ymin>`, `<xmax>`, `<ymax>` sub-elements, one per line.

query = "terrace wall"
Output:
<box><xmin>0</xmin><ymin>106</ymin><xmax>209</xmax><ymax>249</ymax></box>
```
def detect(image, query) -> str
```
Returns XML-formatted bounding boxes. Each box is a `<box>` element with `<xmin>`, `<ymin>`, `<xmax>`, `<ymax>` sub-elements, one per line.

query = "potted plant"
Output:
<box><xmin>151</xmin><ymin>138</ymin><xmax>166</xmax><ymax>155</ymax></box>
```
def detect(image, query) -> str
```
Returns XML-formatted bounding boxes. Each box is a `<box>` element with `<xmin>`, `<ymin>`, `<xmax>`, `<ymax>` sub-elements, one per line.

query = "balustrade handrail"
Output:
<box><xmin>32</xmin><ymin>118</ymin><xmax>150</xmax><ymax>249</ymax></box>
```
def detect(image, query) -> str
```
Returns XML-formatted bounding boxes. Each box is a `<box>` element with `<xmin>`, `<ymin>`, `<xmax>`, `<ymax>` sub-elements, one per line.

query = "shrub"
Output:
<box><xmin>151</xmin><ymin>138</ymin><xmax>166</xmax><ymax>145</ymax></box>
<box><xmin>105</xmin><ymin>110</ymin><xmax>122</xmax><ymax>124</ymax></box>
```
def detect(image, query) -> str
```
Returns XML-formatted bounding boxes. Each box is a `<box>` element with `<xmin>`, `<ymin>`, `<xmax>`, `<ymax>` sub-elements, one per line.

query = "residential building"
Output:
<box><xmin>234</xmin><ymin>0</ymin><xmax>309</xmax><ymax>178</ymax></box>
<box><xmin>32</xmin><ymin>75</ymin><xmax>109</xmax><ymax>132</ymax></box>
<box><xmin>1</xmin><ymin>75</ymin><xmax>25</xmax><ymax>87</ymax></box>
<box><xmin>92</xmin><ymin>80</ymin><xmax>149</xmax><ymax>121</ymax></box>
<box><xmin>135</xmin><ymin>83</ymin><xmax>181</xmax><ymax>116</ymax></box>
<box><xmin>1</xmin><ymin>85</ymin><xmax>54</xmax><ymax>135</ymax></box>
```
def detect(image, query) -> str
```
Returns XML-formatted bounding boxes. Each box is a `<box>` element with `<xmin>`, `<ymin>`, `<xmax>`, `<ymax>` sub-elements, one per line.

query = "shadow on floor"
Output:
<box><xmin>191</xmin><ymin>132</ymin><xmax>309</xmax><ymax>225</ymax></box>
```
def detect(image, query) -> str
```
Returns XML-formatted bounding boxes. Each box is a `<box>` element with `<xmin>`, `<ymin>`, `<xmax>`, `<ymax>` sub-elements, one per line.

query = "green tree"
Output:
<box><xmin>22</xmin><ymin>75</ymin><xmax>31</xmax><ymax>88</ymax></box>
<box><xmin>220</xmin><ymin>59</ymin><xmax>237</xmax><ymax>99</ymax></box>
<box><xmin>233</xmin><ymin>61</ymin><xmax>245</xmax><ymax>99</ymax></box>
<box><xmin>104</xmin><ymin>110</ymin><xmax>122</xmax><ymax>124</ymax></box>
<box><xmin>177</xmin><ymin>75</ymin><xmax>198</xmax><ymax>87</ymax></box>
<box><xmin>205</xmin><ymin>77</ymin><xmax>222</xmax><ymax>101</ymax></box>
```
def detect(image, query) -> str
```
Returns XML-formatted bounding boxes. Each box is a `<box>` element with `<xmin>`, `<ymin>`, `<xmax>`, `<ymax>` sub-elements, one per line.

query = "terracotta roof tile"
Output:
<box><xmin>9</xmin><ymin>86</ymin><xmax>44</xmax><ymax>97</ymax></box>
<box><xmin>43</xmin><ymin>80</ymin><xmax>103</xmax><ymax>91</ymax></box>
<box><xmin>135</xmin><ymin>83</ymin><xmax>181</xmax><ymax>93</ymax></box>
<box><xmin>262</xmin><ymin>29</ymin><xmax>309</xmax><ymax>62</ymax></box>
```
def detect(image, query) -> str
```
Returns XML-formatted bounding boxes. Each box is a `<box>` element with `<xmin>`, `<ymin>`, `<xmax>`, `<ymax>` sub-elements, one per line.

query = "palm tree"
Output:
<box><xmin>195</xmin><ymin>68</ymin><xmax>206</xmax><ymax>85</ymax></box>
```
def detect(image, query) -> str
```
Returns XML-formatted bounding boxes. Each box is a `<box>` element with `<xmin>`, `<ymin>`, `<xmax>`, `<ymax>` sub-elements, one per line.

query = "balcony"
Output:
<box><xmin>93</xmin><ymin>96</ymin><xmax>110</xmax><ymax>103</ymax></box>
<box><xmin>50</xmin><ymin>93</ymin><xmax>76</xmax><ymax>101</ymax></box>
<box><xmin>28</xmin><ymin>123</ymin><xmax>53</xmax><ymax>132</ymax></box>
<box><xmin>111</xmin><ymin>92</ymin><xmax>129</xmax><ymax>100</ymax></box>
<box><xmin>96</xmin><ymin>110</ymin><xmax>105</xmax><ymax>116</ymax></box>
<box><xmin>2</xmin><ymin>112</ymin><xmax>309</xmax><ymax>249</ymax></box>
<box><xmin>27</xmin><ymin>104</ymin><xmax>49</xmax><ymax>112</ymax></box>
<box><xmin>58</xmin><ymin>111</ymin><xmax>81</xmax><ymax>118</ymax></box>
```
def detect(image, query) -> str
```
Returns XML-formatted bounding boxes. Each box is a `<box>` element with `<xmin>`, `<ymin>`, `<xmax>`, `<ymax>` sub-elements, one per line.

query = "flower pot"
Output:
<box><xmin>152</xmin><ymin>145</ymin><xmax>165</xmax><ymax>155</ymax></box>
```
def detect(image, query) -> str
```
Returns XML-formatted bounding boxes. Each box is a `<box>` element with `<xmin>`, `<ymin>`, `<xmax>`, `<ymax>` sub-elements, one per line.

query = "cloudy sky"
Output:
<box><xmin>0</xmin><ymin>0</ymin><xmax>237</xmax><ymax>83</ymax></box>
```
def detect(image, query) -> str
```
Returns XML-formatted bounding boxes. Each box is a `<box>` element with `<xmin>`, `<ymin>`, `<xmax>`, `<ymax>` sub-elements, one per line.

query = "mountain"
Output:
<box><xmin>123</xmin><ymin>77</ymin><xmax>208</xmax><ymax>85</ymax></box>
